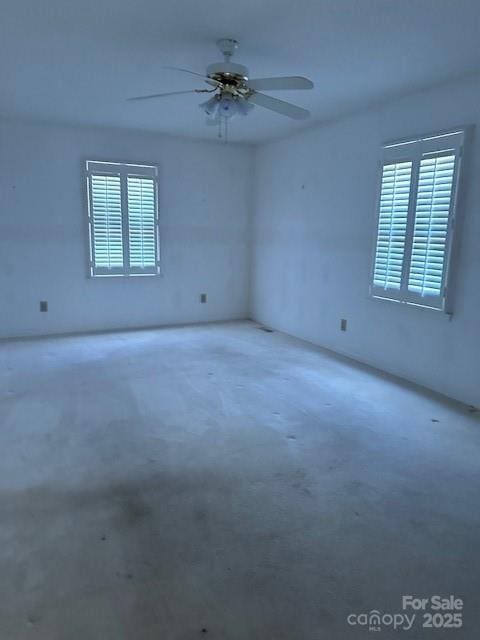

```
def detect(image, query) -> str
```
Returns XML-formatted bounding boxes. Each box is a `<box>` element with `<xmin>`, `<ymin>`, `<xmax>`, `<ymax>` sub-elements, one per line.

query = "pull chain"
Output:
<box><xmin>216</xmin><ymin>117</ymin><xmax>229</xmax><ymax>142</ymax></box>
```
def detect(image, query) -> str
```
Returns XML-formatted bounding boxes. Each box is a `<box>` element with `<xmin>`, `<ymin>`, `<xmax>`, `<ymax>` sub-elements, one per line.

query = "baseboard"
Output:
<box><xmin>0</xmin><ymin>317</ymin><xmax>251</xmax><ymax>344</ymax></box>
<box><xmin>249</xmin><ymin>318</ymin><xmax>476</xmax><ymax>410</ymax></box>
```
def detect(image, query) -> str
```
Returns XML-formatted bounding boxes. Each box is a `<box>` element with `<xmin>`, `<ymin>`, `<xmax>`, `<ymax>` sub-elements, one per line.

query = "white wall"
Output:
<box><xmin>2</xmin><ymin>76</ymin><xmax>479</xmax><ymax>405</ymax></box>
<box><xmin>252</xmin><ymin>74</ymin><xmax>480</xmax><ymax>406</ymax></box>
<box><xmin>0</xmin><ymin>120</ymin><xmax>253</xmax><ymax>338</ymax></box>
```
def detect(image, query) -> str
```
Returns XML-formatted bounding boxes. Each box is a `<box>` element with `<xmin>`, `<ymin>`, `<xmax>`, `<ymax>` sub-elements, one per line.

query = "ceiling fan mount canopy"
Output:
<box><xmin>216</xmin><ymin>38</ymin><xmax>239</xmax><ymax>61</ymax></box>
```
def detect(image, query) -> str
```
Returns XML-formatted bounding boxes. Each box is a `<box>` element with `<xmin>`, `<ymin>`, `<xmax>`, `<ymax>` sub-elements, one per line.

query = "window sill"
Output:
<box><xmin>89</xmin><ymin>272</ymin><xmax>162</xmax><ymax>279</ymax></box>
<box><xmin>371</xmin><ymin>292</ymin><xmax>452</xmax><ymax>316</ymax></box>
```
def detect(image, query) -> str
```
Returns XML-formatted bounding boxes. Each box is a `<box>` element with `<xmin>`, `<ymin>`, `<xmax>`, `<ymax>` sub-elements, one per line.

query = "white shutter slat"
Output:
<box><xmin>407</xmin><ymin>154</ymin><xmax>455</xmax><ymax>297</ymax></box>
<box><xmin>373</xmin><ymin>161</ymin><xmax>412</xmax><ymax>290</ymax></box>
<box><xmin>127</xmin><ymin>176</ymin><xmax>157</xmax><ymax>270</ymax></box>
<box><xmin>90</xmin><ymin>174</ymin><xmax>124</xmax><ymax>270</ymax></box>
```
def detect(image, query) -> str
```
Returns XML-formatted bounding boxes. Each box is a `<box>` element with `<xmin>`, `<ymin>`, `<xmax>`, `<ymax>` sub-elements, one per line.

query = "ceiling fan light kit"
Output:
<box><xmin>128</xmin><ymin>38</ymin><xmax>314</xmax><ymax>139</ymax></box>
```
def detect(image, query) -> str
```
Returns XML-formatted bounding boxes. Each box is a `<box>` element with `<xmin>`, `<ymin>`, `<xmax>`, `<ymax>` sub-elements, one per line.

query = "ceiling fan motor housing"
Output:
<box><xmin>206</xmin><ymin>62</ymin><xmax>249</xmax><ymax>86</ymax></box>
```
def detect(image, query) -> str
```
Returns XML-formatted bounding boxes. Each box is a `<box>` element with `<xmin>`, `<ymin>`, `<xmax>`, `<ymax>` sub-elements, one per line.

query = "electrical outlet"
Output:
<box><xmin>340</xmin><ymin>318</ymin><xmax>347</xmax><ymax>331</ymax></box>
<box><xmin>40</xmin><ymin>301</ymin><xmax>48</xmax><ymax>312</ymax></box>
<box><xmin>200</xmin><ymin>293</ymin><xmax>207</xmax><ymax>303</ymax></box>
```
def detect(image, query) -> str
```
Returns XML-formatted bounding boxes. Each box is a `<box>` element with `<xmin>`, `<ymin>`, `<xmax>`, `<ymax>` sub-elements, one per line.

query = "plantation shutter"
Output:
<box><xmin>127</xmin><ymin>176</ymin><xmax>157</xmax><ymax>273</ymax></box>
<box><xmin>89</xmin><ymin>173</ymin><xmax>124</xmax><ymax>274</ymax></box>
<box><xmin>373</xmin><ymin>161</ymin><xmax>412</xmax><ymax>290</ymax></box>
<box><xmin>371</xmin><ymin>130</ymin><xmax>463</xmax><ymax>311</ymax></box>
<box><xmin>86</xmin><ymin>161</ymin><xmax>159</xmax><ymax>277</ymax></box>
<box><xmin>407</xmin><ymin>153</ymin><xmax>456</xmax><ymax>299</ymax></box>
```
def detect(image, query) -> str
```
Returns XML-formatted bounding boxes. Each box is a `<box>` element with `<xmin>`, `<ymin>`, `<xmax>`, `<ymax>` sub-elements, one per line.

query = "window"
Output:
<box><xmin>371</xmin><ymin>129</ymin><xmax>464</xmax><ymax>311</ymax></box>
<box><xmin>86</xmin><ymin>161</ymin><xmax>160</xmax><ymax>276</ymax></box>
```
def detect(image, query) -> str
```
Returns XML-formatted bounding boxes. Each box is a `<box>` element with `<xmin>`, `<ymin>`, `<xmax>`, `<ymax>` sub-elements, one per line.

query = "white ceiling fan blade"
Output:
<box><xmin>247</xmin><ymin>76</ymin><xmax>314</xmax><ymax>91</ymax></box>
<box><xmin>248</xmin><ymin>92</ymin><xmax>310</xmax><ymax>119</ymax></box>
<box><xmin>128</xmin><ymin>89</ymin><xmax>210</xmax><ymax>102</ymax></box>
<box><xmin>163</xmin><ymin>66</ymin><xmax>222</xmax><ymax>88</ymax></box>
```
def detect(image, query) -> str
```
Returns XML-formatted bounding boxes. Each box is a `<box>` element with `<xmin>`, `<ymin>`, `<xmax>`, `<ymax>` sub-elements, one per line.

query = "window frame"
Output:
<box><xmin>369</xmin><ymin>128</ymin><xmax>465</xmax><ymax>313</ymax></box>
<box><xmin>86</xmin><ymin>160</ymin><xmax>161</xmax><ymax>278</ymax></box>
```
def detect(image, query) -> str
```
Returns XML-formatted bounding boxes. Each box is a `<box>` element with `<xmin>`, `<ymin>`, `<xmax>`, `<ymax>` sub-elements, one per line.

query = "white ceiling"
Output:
<box><xmin>1</xmin><ymin>0</ymin><xmax>480</xmax><ymax>143</ymax></box>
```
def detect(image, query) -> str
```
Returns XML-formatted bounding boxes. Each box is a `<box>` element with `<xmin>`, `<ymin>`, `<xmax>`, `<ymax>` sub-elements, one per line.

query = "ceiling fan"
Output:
<box><xmin>128</xmin><ymin>38</ymin><xmax>314</xmax><ymax>137</ymax></box>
